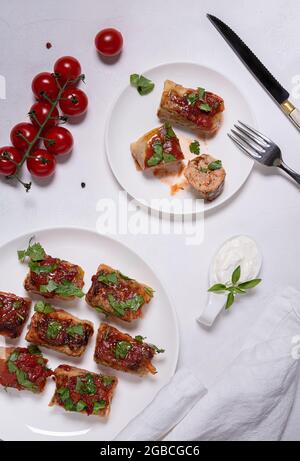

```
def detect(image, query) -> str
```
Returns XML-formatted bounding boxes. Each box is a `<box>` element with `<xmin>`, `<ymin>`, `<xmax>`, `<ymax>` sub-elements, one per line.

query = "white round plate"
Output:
<box><xmin>105</xmin><ymin>62</ymin><xmax>255</xmax><ymax>214</ymax></box>
<box><xmin>0</xmin><ymin>227</ymin><xmax>179</xmax><ymax>441</ymax></box>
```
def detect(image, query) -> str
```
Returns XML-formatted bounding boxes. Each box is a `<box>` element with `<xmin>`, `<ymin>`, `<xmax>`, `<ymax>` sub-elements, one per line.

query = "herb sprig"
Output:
<box><xmin>130</xmin><ymin>74</ymin><xmax>155</xmax><ymax>95</ymax></box>
<box><xmin>208</xmin><ymin>265</ymin><xmax>262</xmax><ymax>309</ymax></box>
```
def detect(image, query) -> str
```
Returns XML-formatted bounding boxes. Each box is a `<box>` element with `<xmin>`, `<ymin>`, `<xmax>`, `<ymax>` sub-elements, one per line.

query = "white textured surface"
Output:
<box><xmin>0</xmin><ymin>0</ymin><xmax>300</xmax><ymax>441</ymax></box>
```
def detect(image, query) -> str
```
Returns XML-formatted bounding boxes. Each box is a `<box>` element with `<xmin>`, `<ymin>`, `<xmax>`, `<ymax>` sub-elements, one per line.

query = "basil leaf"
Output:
<box><xmin>135</xmin><ymin>335</ymin><xmax>146</xmax><ymax>343</ymax></box>
<box><xmin>164</xmin><ymin>122</ymin><xmax>176</xmax><ymax>138</ymax></box>
<box><xmin>18</xmin><ymin>240</ymin><xmax>45</xmax><ymax>262</ymax></box>
<box><xmin>107</xmin><ymin>293</ymin><xmax>144</xmax><ymax>316</ymax></box>
<box><xmin>40</xmin><ymin>280</ymin><xmax>58</xmax><ymax>293</ymax></box>
<box><xmin>200</xmin><ymin>103</ymin><xmax>212</xmax><ymax>112</ymax></box>
<box><xmin>147</xmin><ymin>141</ymin><xmax>164</xmax><ymax>167</ymax></box>
<box><xmin>93</xmin><ymin>400</ymin><xmax>106</xmax><ymax>414</ymax></box>
<box><xmin>189</xmin><ymin>140</ymin><xmax>200</xmax><ymax>155</ymax></box>
<box><xmin>34</xmin><ymin>301</ymin><xmax>55</xmax><ymax>314</ymax></box>
<box><xmin>231</xmin><ymin>265</ymin><xmax>241</xmax><ymax>285</ymax></box>
<box><xmin>40</xmin><ymin>280</ymin><xmax>84</xmax><ymax>298</ymax></box>
<box><xmin>197</xmin><ymin>87</ymin><xmax>205</xmax><ymax>100</ymax></box>
<box><xmin>16</xmin><ymin>368</ymin><xmax>36</xmax><ymax>391</ymax></box>
<box><xmin>46</xmin><ymin>320</ymin><xmax>62</xmax><ymax>339</ymax></box>
<box><xmin>130</xmin><ymin>74</ymin><xmax>155</xmax><ymax>95</ymax></box>
<box><xmin>98</xmin><ymin>272</ymin><xmax>119</xmax><ymax>285</ymax></box>
<box><xmin>27</xmin><ymin>345</ymin><xmax>42</xmax><ymax>355</ymax></box>
<box><xmin>186</xmin><ymin>92</ymin><xmax>198</xmax><ymax>105</ymax></box>
<box><xmin>28</xmin><ymin>261</ymin><xmax>57</xmax><ymax>274</ymax></box>
<box><xmin>238</xmin><ymin>279</ymin><xmax>262</xmax><ymax>290</ymax></box>
<box><xmin>101</xmin><ymin>376</ymin><xmax>114</xmax><ymax>387</ymax></box>
<box><xmin>76</xmin><ymin>400</ymin><xmax>87</xmax><ymax>412</ymax></box>
<box><xmin>115</xmin><ymin>341</ymin><xmax>132</xmax><ymax>359</ymax></box>
<box><xmin>208</xmin><ymin>283</ymin><xmax>226</xmax><ymax>293</ymax></box>
<box><xmin>7</xmin><ymin>361</ymin><xmax>17</xmax><ymax>373</ymax></box>
<box><xmin>225</xmin><ymin>292</ymin><xmax>235</xmax><ymax>310</ymax></box>
<box><xmin>66</xmin><ymin>324</ymin><xmax>84</xmax><ymax>337</ymax></box>
<box><xmin>208</xmin><ymin>160</ymin><xmax>222</xmax><ymax>171</ymax></box>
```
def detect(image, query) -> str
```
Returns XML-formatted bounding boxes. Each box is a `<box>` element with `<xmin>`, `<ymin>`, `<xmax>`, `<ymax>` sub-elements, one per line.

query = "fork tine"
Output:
<box><xmin>231</xmin><ymin>129</ymin><xmax>263</xmax><ymax>155</ymax></box>
<box><xmin>234</xmin><ymin>124</ymin><xmax>268</xmax><ymax>149</ymax></box>
<box><xmin>228</xmin><ymin>133</ymin><xmax>261</xmax><ymax>161</ymax></box>
<box><xmin>237</xmin><ymin>120</ymin><xmax>271</xmax><ymax>144</ymax></box>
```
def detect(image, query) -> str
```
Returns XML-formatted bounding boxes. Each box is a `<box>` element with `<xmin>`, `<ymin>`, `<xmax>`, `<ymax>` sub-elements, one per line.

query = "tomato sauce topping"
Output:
<box><xmin>0</xmin><ymin>294</ymin><xmax>30</xmax><ymax>337</ymax></box>
<box><xmin>145</xmin><ymin>125</ymin><xmax>184</xmax><ymax>167</ymax></box>
<box><xmin>29</xmin><ymin>255</ymin><xmax>79</xmax><ymax>289</ymax></box>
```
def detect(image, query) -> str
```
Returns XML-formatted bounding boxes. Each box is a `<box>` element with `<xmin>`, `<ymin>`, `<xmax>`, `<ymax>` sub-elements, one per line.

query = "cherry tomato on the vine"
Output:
<box><xmin>54</xmin><ymin>56</ymin><xmax>82</xmax><ymax>86</ymax></box>
<box><xmin>32</xmin><ymin>72</ymin><xmax>59</xmax><ymax>101</ymax></box>
<box><xmin>10</xmin><ymin>122</ymin><xmax>39</xmax><ymax>152</ymax></box>
<box><xmin>26</xmin><ymin>149</ymin><xmax>56</xmax><ymax>177</ymax></box>
<box><xmin>0</xmin><ymin>146</ymin><xmax>22</xmax><ymax>176</ymax></box>
<box><xmin>43</xmin><ymin>126</ymin><xmax>74</xmax><ymax>155</ymax></box>
<box><xmin>29</xmin><ymin>102</ymin><xmax>59</xmax><ymax>131</ymax></box>
<box><xmin>59</xmin><ymin>87</ymin><xmax>88</xmax><ymax>117</ymax></box>
<box><xmin>95</xmin><ymin>28</ymin><xmax>123</xmax><ymax>57</ymax></box>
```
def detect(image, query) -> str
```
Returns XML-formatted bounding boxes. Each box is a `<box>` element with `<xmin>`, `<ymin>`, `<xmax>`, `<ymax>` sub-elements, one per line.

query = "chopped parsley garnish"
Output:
<box><xmin>199</xmin><ymin>103</ymin><xmax>212</xmax><ymax>112</ymax></box>
<box><xmin>39</xmin><ymin>280</ymin><xmax>84</xmax><ymax>298</ymax></box>
<box><xmin>101</xmin><ymin>376</ymin><xmax>114</xmax><ymax>387</ymax></box>
<box><xmin>34</xmin><ymin>300</ymin><xmax>55</xmax><ymax>314</ymax></box>
<box><xmin>66</xmin><ymin>324</ymin><xmax>84</xmax><ymax>337</ymax></box>
<box><xmin>46</xmin><ymin>320</ymin><xmax>62</xmax><ymax>339</ymax></box>
<box><xmin>186</xmin><ymin>92</ymin><xmax>198</xmax><ymax>105</ymax></box>
<box><xmin>7</xmin><ymin>350</ymin><xmax>37</xmax><ymax>392</ymax></box>
<box><xmin>18</xmin><ymin>239</ymin><xmax>45</xmax><ymax>262</ymax></box>
<box><xmin>147</xmin><ymin>141</ymin><xmax>163</xmax><ymax>167</ymax></box>
<box><xmin>107</xmin><ymin>293</ymin><xmax>144</xmax><ymax>317</ymax></box>
<box><xmin>130</xmin><ymin>74</ymin><xmax>155</xmax><ymax>95</ymax></box>
<box><xmin>95</xmin><ymin>306</ymin><xmax>108</xmax><ymax>316</ymax></box>
<box><xmin>115</xmin><ymin>341</ymin><xmax>132</xmax><ymax>359</ymax></box>
<box><xmin>76</xmin><ymin>400</ymin><xmax>87</xmax><ymax>412</ymax></box>
<box><xmin>98</xmin><ymin>272</ymin><xmax>119</xmax><ymax>285</ymax></box>
<box><xmin>134</xmin><ymin>335</ymin><xmax>146</xmax><ymax>343</ymax></box>
<box><xmin>163</xmin><ymin>153</ymin><xmax>176</xmax><ymax>163</ymax></box>
<box><xmin>28</xmin><ymin>260</ymin><xmax>57</xmax><ymax>274</ymax></box>
<box><xmin>164</xmin><ymin>122</ymin><xmax>176</xmax><ymax>138</ymax></box>
<box><xmin>144</xmin><ymin>286</ymin><xmax>154</xmax><ymax>297</ymax></box>
<box><xmin>208</xmin><ymin>160</ymin><xmax>222</xmax><ymax>170</ymax></box>
<box><xmin>58</xmin><ymin>387</ymin><xmax>75</xmax><ymax>411</ymax></box>
<box><xmin>189</xmin><ymin>140</ymin><xmax>200</xmax><ymax>155</ymax></box>
<box><xmin>75</xmin><ymin>374</ymin><xmax>97</xmax><ymax>394</ymax></box>
<box><xmin>93</xmin><ymin>400</ymin><xmax>106</xmax><ymax>414</ymax></box>
<box><xmin>149</xmin><ymin>344</ymin><xmax>165</xmax><ymax>354</ymax></box>
<box><xmin>197</xmin><ymin>87</ymin><xmax>206</xmax><ymax>100</ymax></box>
<box><xmin>13</xmin><ymin>300</ymin><xmax>21</xmax><ymax>309</ymax></box>
<box><xmin>27</xmin><ymin>345</ymin><xmax>42</xmax><ymax>355</ymax></box>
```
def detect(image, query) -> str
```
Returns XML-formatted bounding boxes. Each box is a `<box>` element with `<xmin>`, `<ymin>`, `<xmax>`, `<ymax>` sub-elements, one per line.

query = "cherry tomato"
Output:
<box><xmin>32</xmin><ymin>72</ymin><xmax>59</xmax><ymax>101</ymax></box>
<box><xmin>29</xmin><ymin>102</ymin><xmax>59</xmax><ymax>131</ymax></box>
<box><xmin>27</xmin><ymin>149</ymin><xmax>56</xmax><ymax>177</ymax></box>
<box><xmin>54</xmin><ymin>56</ymin><xmax>81</xmax><ymax>85</ymax></box>
<box><xmin>43</xmin><ymin>126</ymin><xmax>74</xmax><ymax>155</ymax></box>
<box><xmin>10</xmin><ymin>122</ymin><xmax>39</xmax><ymax>152</ymax></box>
<box><xmin>95</xmin><ymin>28</ymin><xmax>123</xmax><ymax>57</ymax></box>
<box><xmin>0</xmin><ymin>146</ymin><xmax>22</xmax><ymax>176</ymax></box>
<box><xmin>59</xmin><ymin>87</ymin><xmax>88</xmax><ymax>117</ymax></box>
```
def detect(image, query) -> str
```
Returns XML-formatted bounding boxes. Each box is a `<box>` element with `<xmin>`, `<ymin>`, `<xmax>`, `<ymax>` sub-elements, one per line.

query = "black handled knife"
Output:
<box><xmin>207</xmin><ymin>14</ymin><xmax>300</xmax><ymax>130</ymax></box>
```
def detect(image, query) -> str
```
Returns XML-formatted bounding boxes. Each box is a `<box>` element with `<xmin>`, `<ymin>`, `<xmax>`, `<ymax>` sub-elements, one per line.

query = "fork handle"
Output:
<box><xmin>279</xmin><ymin>162</ymin><xmax>300</xmax><ymax>185</ymax></box>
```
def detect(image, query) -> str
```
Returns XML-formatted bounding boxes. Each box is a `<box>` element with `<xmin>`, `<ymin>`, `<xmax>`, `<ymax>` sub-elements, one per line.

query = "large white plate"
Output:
<box><xmin>0</xmin><ymin>227</ymin><xmax>179</xmax><ymax>441</ymax></box>
<box><xmin>105</xmin><ymin>62</ymin><xmax>255</xmax><ymax>214</ymax></box>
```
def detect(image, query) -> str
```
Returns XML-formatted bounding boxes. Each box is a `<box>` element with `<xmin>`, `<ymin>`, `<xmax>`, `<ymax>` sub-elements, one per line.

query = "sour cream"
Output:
<box><xmin>211</xmin><ymin>235</ymin><xmax>262</xmax><ymax>285</ymax></box>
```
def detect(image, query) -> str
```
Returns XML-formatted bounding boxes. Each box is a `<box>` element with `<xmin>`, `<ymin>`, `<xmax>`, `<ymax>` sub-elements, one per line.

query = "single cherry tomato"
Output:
<box><xmin>27</xmin><ymin>149</ymin><xmax>56</xmax><ymax>177</ymax></box>
<box><xmin>59</xmin><ymin>87</ymin><xmax>88</xmax><ymax>117</ymax></box>
<box><xmin>54</xmin><ymin>56</ymin><xmax>81</xmax><ymax>85</ymax></box>
<box><xmin>95</xmin><ymin>28</ymin><xmax>123</xmax><ymax>57</ymax></box>
<box><xmin>29</xmin><ymin>102</ymin><xmax>59</xmax><ymax>131</ymax></box>
<box><xmin>43</xmin><ymin>126</ymin><xmax>74</xmax><ymax>155</ymax></box>
<box><xmin>0</xmin><ymin>146</ymin><xmax>22</xmax><ymax>176</ymax></box>
<box><xmin>10</xmin><ymin>122</ymin><xmax>39</xmax><ymax>152</ymax></box>
<box><xmin>32</xmin><ymin>72</ymin><xmax>59</xmax><ymax>101</ymax></box>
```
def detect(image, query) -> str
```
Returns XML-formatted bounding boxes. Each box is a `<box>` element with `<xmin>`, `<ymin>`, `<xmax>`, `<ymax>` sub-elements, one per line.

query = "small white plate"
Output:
<box><xmin>105</xmin><ymin>62</ymin><xmax>255</xmax><ymax>215</ymax></box>
<box><xmin>0</xmin><ymin>227</ymin><xmax>179</xmax><ymax>441</ymax></box>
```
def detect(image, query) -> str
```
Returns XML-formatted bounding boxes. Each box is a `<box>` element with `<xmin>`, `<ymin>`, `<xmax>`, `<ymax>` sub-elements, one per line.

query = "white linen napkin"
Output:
<box><xmin>115</xmin><ymin>287</ymin><xmax>300</xmax><ymax>441</ymax></box>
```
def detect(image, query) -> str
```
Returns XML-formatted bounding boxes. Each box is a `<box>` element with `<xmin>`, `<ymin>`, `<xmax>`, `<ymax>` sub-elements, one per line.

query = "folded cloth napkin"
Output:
<box><xmin>115</xmin><ymin>287</ymin><xmax>300</xmax><ymax>441</ymax></box>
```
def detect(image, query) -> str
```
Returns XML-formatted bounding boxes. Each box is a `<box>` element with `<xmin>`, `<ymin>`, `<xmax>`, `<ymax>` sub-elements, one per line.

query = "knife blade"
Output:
<box><xmin>207</xmin><ymin>14</ymin><xmax>300</xmax><ymax>131</ymax></box>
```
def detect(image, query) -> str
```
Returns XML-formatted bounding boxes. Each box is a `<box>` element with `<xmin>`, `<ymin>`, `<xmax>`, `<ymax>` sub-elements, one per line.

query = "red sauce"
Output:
<box><xmin>145</xmin><ymin>125</ymin><xmax>184</xmax><ymax>168</ymax></box>
<box><xmin>95</xmin><ymin>324</ymin><xmax>155</xmax><ymax>373</ymax></box>
<box><xmin>0</xmin><ymin>294</ymin><xmax>30</xmax><ymax>338</ymax></box>
<box><xmin>29</xmin><ymin>255</ymin><xmax>79</xmax><ymax>290</ymax></box>
<box><xmin>90</xmin><ymin>274</ymin><xmax>140</xmax><ymax>304</ymax></box>
<box><xmin>169</xmin><ymin>90</ymin><xmax>224</xmax><ymax>131</ymax></box>
<box><xmin>0</xmin><ymin>347</ymin><xmax>52</xmax><ymax>391</ymax></box>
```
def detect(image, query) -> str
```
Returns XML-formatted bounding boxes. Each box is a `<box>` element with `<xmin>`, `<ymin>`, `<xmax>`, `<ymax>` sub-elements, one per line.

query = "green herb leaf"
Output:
<box><xmin>186</xmin><ymin>92</ymin><xmax>198</xmax><ymax>105</ymax></box>
<box><xmin>118</xmin><ymin>272</ymin><xmax>133</xmax><ymax>281</ymax></box>
<box><xmin>40</xmin><ymin>280</ymin><xmax>58</xmax><ymax>293</ymax></box>
<box><xmin>231</xmin><ymin>265</ymin><xmax>241</xmax><ymax>284</ymax></box>
<box><xmin>76</xmin><ymin>400</ymin><xmax>87</xmax><ymax>412</ymax></box>
<box><xmin>164</xmin><ymin>122</ymin><xmax>176</xmax><ymax>138</ymax></box>
<box><xmin>8</xmin><ymin>350</ymin><xmax>19</xmax><ymax>362</ymax></box>
<box><xmin>144</xmin><ymin>287</ymin><xmax>154</xmax><ymax>297</ymax></box>
<box><xmin>200</xmin><ymin>167</ymin><xmax>208</xmax><ymax>173</ymax></box>
<box><xmin>66</xmin><ymin>324</ymin><xmax>84</xmax><ymax>337</ymax></box>
<box><xmin>208</xmin><ymin>283</ymin><xmax>226</xmax><ymax>293</ymax></box>
<box><xmin>34</xmin><ymin>300</ymin><xmax>55</xmax><ymax>314</ymax></box>
<box><xmin>189</xmin><ymin>140</ymin><xmax>200</xmax><ymax>155</ymax></box>
<box><xmin>135</xmin><ymin>335</ymin><xmax>146</xmax><ymax>343</ymax></box>
<box><xmin>208</xmin><ymin>160</ymin><xmax>222</xmax><ymax>171</ymax></box>
<box><xmin>98</xmin><ymin>272</ymin><xmax>119</xmax><ymax>285</ymax></box>
<box><xmin>46</xmin><ymin>320</ymin><xmax>62</xmax><ymax>339</ymax></box>
<box><xmin>197</xmin><ymin>87</ymin><xmax>206</xmax><ymax>100</ymax></box>
<box><xmin>101</xmin><ymin>376</ymin><xmax>114</xmax><ymax>387</ymax></box>
<box><xmin>58</xmin><ymin>387</ymin><xmax>75</xmax><ymax>411</ymax></box>
<box><xmin>163</xmin><ymin>153</ymin><xmax>177</xmax><ymax>163</ymax></box>
<box><xmin>28</xmin><ymin>261</ymin><xmax>57</xmax><ymax>274</ymax></box>
<box><xmin>95</xmin><ymin>306</ymin><xmax>107</xmax><ymax>315</ymax></box>
<box><xmin>199</xmin><ymin>103</ymin><xmax>212</xmax><ymax>112</ymax></box>
<box><xmin>115</xmin><ymin>341</ymin><xmax>132</xmax><ymax>359</ymax></box>
<box><xmin>107</xmin><ymin>293</ymin><xmax>144</xmax><ymax>317</ymax></box>
<box><xmin>147</xmin><ymin>141</ymin><xmax>164</xmax><ymax>167</ymax></box>
<box><xmin>149</xmin><ymin>344</ymin><xmax>165</xmax><ymax>354</ymax></box>
<box><xmin>27</xmin><ymin>345</ymin><xmax>42</xmax><ymax>355</ymax></box>
<box><xmin>93</xmin><ymin>400</ymin><xmax>106</xmax><ymax>414</ymax></box>
<box><xmin>76</xmin><ymin>374</ymin><xmax>96</xmax><ymax>394</ymax></box>
<box><xmin>130</xmin><ymin>74</ymin><xmax>155</xmax><ymax>95</ymax></box>
<box><xmin>15</xmin><ymin>368</ymin><xmax>37</xmax><ymax>391</ymax></box>
<box><xmin>18</xmin><ymin>239</ymin><xmax>45</xmax><ymax>262</ymax></box>
<box><xmin>40</xmin><ymin>280</ymin><xmax>84</xmax><ymax>298</ymax></box>
<box><xmin>238</xmin><ymin>279</ymin><xmax>262</xmax><ymax>290</ymax></box>
<box><xmin>7</xmin><ymin>361</ymin><xmax>17</xmax><ymax>373</ymax></box>
<box><xmin>225</xmin><ymin>292</ymin><xmax>235</xmax><ymax>310</ymax></box>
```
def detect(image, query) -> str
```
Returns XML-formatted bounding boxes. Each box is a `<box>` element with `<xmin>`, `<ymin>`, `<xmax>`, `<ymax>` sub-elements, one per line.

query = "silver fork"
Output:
<box><xmin>228</xmin><ymin>121</ymin><xmax>300</xmax><ymax>185</ymax></box>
